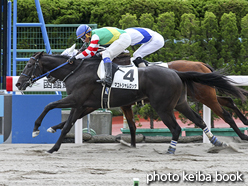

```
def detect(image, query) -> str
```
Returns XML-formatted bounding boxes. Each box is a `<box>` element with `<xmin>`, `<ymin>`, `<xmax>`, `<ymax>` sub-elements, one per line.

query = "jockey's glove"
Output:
<box><xmin>75</xmin><ymin>52</ymin><xmax>84</xmax><ymax>59</ymax></box>
<box><xmin>68</xmin><ymin>56</ymin><xmax>76</xmax><ymax>64</ymax></box>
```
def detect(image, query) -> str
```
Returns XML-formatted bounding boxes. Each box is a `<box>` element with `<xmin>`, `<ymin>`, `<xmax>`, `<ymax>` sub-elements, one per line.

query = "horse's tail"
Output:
<box><xmin>175</xmin><ymin>70</ymin><xmax>248</xmax><ymax>102</ymax></box>
<box><xmin>203</xmin><ymin>63</ymin><xmax>215</xmax><ymax>72</ymax></box>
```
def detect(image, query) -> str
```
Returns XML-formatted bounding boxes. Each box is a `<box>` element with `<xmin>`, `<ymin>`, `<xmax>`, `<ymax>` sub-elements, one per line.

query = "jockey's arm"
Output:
<box><xmin>75</xmin><ymin>34</ymin><xmax>100</xmax><ymax>59</ymax></box>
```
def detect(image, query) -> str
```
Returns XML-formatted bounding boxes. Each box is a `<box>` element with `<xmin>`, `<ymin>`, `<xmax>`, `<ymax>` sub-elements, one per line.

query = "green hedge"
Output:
<box><xmin>14</xmin><ymin>0</ymin><xmax>248</xmax><ymax>65</ymax></box>
<box><xmin>14</xmin><ymin>0</ymin><xmax>248</xmax><ymax>120</ymax></box>
<box><xmin>14</xmin><ymin>0</ymin><xmax>248</xmax><ymax>76</ymax></box>
<box><xmin>16</xmin><ymin>0</ymin><xmax>248</xmax><ymax>30</ymax></box>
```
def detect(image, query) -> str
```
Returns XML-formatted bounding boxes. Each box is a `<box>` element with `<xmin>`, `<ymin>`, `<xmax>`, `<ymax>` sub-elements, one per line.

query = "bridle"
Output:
<box><xmin>20</xmin><ymin>55</ymin><xmax>84</xmax><ymax>87</ymax></box>
<box><xmin>21</xmin><ymin>56</ymin><xmax>44</xmax><ymax>86</ymax></box>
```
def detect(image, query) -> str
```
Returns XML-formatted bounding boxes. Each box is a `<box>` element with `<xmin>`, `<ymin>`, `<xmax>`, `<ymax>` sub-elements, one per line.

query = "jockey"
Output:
<box><xmin>125</xmin><ymin>27</ymin><xmax>165</xmax><ymax>67</ymax></box>
<box><xmin>72</xmin><ymin>24</ymin><xmax>131</xmax><ymax>86</ymax></box>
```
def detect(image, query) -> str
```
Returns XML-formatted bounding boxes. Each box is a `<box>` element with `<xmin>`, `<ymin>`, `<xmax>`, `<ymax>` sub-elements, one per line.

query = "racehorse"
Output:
<box><xmin>48</xmin><ymin>55</ymin><xmax>248</xmax><ymax>148</ymax></box>
<box><xmin>168</xmin><ymin>60</ymin><xmax>248</xmax><ymax>126</ymax></box>
<box><xmin>16</xmin><ymin>52</ymin><xmax>247</xmax><ymax>153</ymax></box>
<box><xmin>121</xmin><ymin>60</ymin><xmax>248</xmax><ymax>144</ymax></box>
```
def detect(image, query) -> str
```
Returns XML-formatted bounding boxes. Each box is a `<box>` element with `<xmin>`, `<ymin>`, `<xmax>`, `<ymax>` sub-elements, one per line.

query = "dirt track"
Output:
<box><xmin>0</xmin><ymin>136</ymin><xmax>248</xmax><ymax>186</ymax></box>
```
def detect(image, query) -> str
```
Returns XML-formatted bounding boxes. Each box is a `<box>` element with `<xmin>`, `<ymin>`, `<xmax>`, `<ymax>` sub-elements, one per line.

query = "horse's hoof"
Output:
<box><xmin>47</xmin><ymin>148</ymin><xmax>57</xmax><ymax>154</ymax></box>
<box><xmin>32</xmin><ymin>130</ymin><xmax>40</xmax><ymax>138</ymax></box>
<box><xmin>166</xmin><ymin>146</ymin><xmax>176</xmax><ymax>155</ymax></box>
<box><xmin>222</xmin><ymin>142</ymin><xmax>229</xmax><ymax>147</ymax></box>
<box><xmin>47</xmin><ymin>150</ymin><xmax>53</xmax><ymax>154</ymax></box>
<box><xmin>166</xmin><ymin>151</ymin><xmax>175</xmax><ymax>155</ymax></box>
<box><xmin>118</xmin><ymin>139</ymin><xmax>131</xmax><ymax>147</ymax></box>
<box><xmin>47</xmin><ymin>127</ymin><xmax>56</xmax><ymax>133</ymax></box>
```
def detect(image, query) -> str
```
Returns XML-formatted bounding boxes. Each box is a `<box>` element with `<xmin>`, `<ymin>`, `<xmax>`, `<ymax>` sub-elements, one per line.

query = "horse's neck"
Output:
<box><xmin>43</xmin><ymin>57</ymin><xmax>66</xmax><ymax>70</ymax></box>
<box><xmin>42</xmin><ymin>56</ymin><xmax>72</xmax><ymax>79</ymax></box>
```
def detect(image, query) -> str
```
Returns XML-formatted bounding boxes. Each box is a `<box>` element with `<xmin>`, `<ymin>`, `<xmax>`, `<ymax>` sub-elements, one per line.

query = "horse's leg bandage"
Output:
<box><xmin>203</xmin><ymin>127</ymin><xmax>227</xmax><ymax>146</ymax></box>
<box><xmin>167</xmin><ymin>140</ymin><xmax>177</xmax><ymax>154</ymax></box>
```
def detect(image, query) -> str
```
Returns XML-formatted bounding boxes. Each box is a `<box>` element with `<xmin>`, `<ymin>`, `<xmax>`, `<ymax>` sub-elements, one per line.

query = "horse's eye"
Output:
<box><xmin>27</xmin><ymin>64</ymin><xmax>32</xmax><ymax>68</ymax></box>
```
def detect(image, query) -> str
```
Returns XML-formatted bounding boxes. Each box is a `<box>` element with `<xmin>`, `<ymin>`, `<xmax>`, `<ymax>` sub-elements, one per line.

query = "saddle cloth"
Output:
<box><xmin>97</xmin><ymin>60</ymin><xmax>139</xmax><ymax>90</ymax></box>
<box><xmin>148</xmin><ymin>62</ymin><xmax>168</xmax><ymax>68</ymax></box>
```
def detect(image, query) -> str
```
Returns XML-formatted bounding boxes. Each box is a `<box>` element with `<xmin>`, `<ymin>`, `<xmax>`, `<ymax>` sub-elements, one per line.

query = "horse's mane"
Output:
<box><xmin>32</xmin><ymin>52</ymin><xmax>70</xmax><ymax>60</ymax></box>
<box><xmin>47</xmin><ymin>53</ymin><xmax>70</xmax><ymax>60</ymax></box>
<box><xmin>34</xmin><ymin>51</ymin><xmax>130</xmax><ymax>64</ymax></box>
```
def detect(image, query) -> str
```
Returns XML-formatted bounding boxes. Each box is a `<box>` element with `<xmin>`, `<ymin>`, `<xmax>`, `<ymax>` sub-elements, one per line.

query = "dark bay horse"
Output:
<box><xmin>120</xmin><ymin>60</ymin><xmax>248</xmax><ymax>144</ymax></box>
<box><xmin>49</xmin><ymin>56</ymin><xmax>248</xmax><ymax>148</ymax></box>
<box><xmin>16</xmin><ymin>52</ymin><xmax>247</xmax><ymax>153</ymax></box>
<box><xmin>119</xmin><ymin>58</ymin><xmax>248</xmax><ymax>130</ymax></box>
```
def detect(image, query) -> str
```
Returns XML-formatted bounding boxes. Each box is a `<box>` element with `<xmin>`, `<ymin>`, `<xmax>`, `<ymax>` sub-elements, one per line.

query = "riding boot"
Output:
<box><xmin>96</xmin><ymin>59</ymin><xmax>112</xmax><ymax>86</ymax></box>
<box><xmin>133</xmin><ymin>57</ymin><xmax>149</xmax><ymax>67</ymax></box>
<box><xmin>133</xmin><ymin>57</ymin><xmax>149</xmax><ymax>106</ymax></box>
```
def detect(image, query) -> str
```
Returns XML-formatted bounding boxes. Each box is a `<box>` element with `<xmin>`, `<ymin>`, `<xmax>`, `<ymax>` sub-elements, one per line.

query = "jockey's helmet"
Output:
<box><xmin>76</xmin><ymin>24</ymin><xmax>92</xmax><ymax>40</ymax></box>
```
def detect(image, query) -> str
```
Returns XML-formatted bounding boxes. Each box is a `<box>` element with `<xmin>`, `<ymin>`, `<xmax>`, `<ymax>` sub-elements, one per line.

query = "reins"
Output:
<box><xmin>25</xmin><ymin>48</ymin><xmax>130</xmax><ymax>85</ymax></box>
<box><xmin>62</xmin><ymin>59</ymin><xmax>84</xmax><ymax>82</ymax></box>
<box><xmin>32</xmin><ymin>60</ymin><xmax>69</xmax><ymax>82</ymax></box>
<box><xmin>24</xmin><ymin>56</ymin><xmax>84</xmax><ymax>85</ymax></box>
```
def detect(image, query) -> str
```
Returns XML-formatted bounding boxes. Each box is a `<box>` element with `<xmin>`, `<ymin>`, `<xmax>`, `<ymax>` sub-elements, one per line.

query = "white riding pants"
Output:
<box><xmin>102</xmin><ymin>33</ymin><xmax>131</xmax><ymax>61</ymax></box>
<box><xmin>132</xmin><ymin>31</ymin><xmax>164</xmax><ymax>60</ymax></box>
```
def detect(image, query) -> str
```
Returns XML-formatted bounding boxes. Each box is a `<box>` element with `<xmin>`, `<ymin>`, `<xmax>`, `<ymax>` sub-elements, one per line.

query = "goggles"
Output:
<box><xmin>80</xmin><ymin>33</ymin><xmax>91</xmax><ymax>42</ymax></box>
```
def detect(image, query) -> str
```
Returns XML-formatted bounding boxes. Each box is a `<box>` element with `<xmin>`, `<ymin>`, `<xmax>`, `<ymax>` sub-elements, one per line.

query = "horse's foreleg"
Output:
<box><xmin>33</xmin><ymin>95</ymin><xmax>77</xmax><ymax>137</ymax></box>
<box><xmin>217</xmin><ymin>96</ymin><xmax>248</xmax><ymax>125</ymax></box>
<box><xmin>47</xmin><ymin>108</ymin><xmax>80</xmax><ymax>153</ymax></box>
<box><xmin>47</xmin><ymin>107</ymin><xmax>96</xmax><ymax>153</ymax></box>
<box><xmin>121</xmin><ymin>105</ymin><xmax>136</xmax><ymax>147</ymax></box>
<box><xmin>47</xmin><ymin>107</ymin><xmax>96</xmax><ymax>134</ymax></box>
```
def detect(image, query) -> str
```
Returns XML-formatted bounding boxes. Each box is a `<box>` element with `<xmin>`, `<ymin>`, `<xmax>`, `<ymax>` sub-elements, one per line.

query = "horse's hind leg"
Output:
<box><xmin>195</xmin><ymin>89</ymin><xmax>248</xmax><ymax>140</ymax></box>
<box><xmin>217</xmin><ymin>107</ymin><xmax>248</xmax><ymax>140</ymax></box>
<box><xmin>217</xmin><ymin>96</ymin><xmax>248</xmax><ymax>126</ymax></box>
<box><xmin>121</xmin><ymin>105</ymin><xmax>137</xmax><ymax>147</ymax></box>
<box><xmin>150</xmin><ymin>98</ymin><xmax>181</xmax><ymax>154</ymax></box>
<box><xmin>155</xmin><ymin>110</ymin><xmax>182</xmax><ymax>154</ymax></box>
<box><xmin>175</xmin><ymin>100</ymin><xmax>228</xmax><ymax>147</ymax></box>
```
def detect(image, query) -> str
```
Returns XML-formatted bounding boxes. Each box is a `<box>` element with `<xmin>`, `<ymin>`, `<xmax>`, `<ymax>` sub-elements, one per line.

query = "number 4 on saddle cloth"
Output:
<box><xmin>97</xmin><ymin>60</ymin><xmax>139</xmax><ymax>108</ymax></box>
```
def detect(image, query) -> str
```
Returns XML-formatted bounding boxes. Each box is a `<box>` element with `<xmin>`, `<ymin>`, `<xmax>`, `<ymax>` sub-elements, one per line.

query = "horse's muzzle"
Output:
<box><xmin>15</xmin><ymin>82</ymin><xmax>29</xmax><ymax>91</ymax></box>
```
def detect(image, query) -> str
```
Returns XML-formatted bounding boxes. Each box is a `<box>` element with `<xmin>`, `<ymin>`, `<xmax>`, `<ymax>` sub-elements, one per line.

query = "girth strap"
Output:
<box><xmin>101</xmin><ymin>85</ymin><xmax>111</xmax><ymax>109</ymax></box>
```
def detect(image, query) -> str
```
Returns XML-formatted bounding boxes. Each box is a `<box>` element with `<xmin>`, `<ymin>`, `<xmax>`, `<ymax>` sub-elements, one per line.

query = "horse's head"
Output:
<box><xmin>16</xmin><ymin>52</ymin><xmax>44</xmax><ymax>90</ymax></box>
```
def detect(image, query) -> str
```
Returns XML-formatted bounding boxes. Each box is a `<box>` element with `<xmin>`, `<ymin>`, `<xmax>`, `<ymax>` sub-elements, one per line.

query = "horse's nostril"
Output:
<box><xmin>16</xmin><ymin>83</ymin><xmax>20</xmax><ymax>87</ymax></box>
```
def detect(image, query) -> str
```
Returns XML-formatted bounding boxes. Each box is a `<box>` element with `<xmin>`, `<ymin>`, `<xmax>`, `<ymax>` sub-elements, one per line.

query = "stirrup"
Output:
<box><xmin>96</xmin><ymin>78</ymin><xmax>112</xmax><ymax>87</ymax></box>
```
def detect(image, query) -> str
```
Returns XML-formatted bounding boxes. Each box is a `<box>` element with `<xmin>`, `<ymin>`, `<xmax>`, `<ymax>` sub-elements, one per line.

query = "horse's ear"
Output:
<box><xmin>39</xmin><ymin>51</ymin><xmax>44</xmax><ymax>57</ymax></box>
<box><xmin>34</xmin><ymin>51</ymin><xmax>44</xmax><ymax>59</ymax></box>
